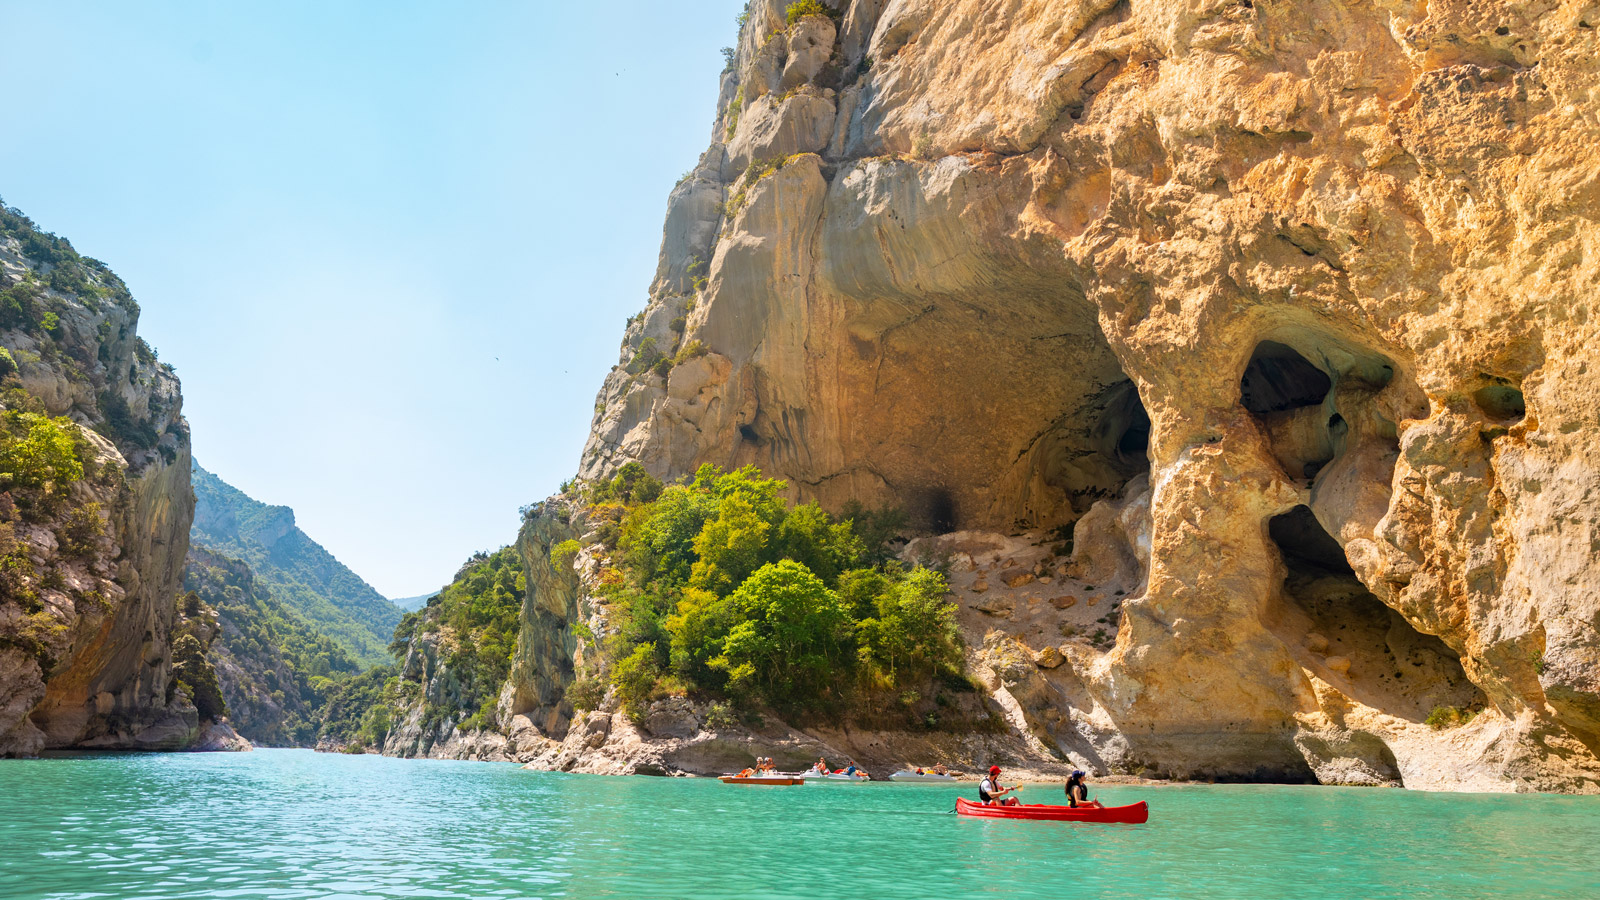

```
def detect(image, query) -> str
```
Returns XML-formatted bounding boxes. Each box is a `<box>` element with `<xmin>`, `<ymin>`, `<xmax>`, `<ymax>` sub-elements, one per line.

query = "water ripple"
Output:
<box><xmin>3</xmin><ymin>751</ymin><xmax>1599</xmax><ymax>899</ymax></box>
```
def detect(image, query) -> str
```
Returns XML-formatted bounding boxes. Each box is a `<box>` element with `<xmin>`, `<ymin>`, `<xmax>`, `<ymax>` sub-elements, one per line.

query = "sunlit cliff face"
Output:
<box><xmin>560</xmin><ymin>0</ymin><xmax>1600</xmax><ymax>790</ymax></box>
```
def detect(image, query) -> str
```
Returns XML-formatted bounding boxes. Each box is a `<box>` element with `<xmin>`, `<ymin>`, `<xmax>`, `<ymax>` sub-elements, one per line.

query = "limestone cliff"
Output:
<box><xmin>554</xmin><ymin>0</ymin><xmax>1600</xmax><ymax>792</ymax></box>
<box><xmin>0</xmin><ymin>201</ymin><xmax>218</xmax><ymax>755</ymax></box>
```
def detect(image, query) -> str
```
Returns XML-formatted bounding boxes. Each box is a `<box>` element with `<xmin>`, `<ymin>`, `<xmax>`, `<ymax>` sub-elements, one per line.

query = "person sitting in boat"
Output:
<box><xmin>737</xmin><ymin>767</ymin><xmax>755</xmax><ymax>778</ymax></box>
<box><xmin>1065</xmin><ymin>770</ymin><xmax>1101</xmax><ymax>808</ymax></box>
<box><xmin>932</xmin><ymin>764</ymin><xmax>948</xmax><ymax>776</ymax></box>
<box><xmin>813</xmin><ymin>757</ymin><xmax>829</xmax><ymax>774</ymax></box>
<box><xmin>980</xmin><ymin>765</ymin><xmax>1020</xmax><ymax>806</ymax></box>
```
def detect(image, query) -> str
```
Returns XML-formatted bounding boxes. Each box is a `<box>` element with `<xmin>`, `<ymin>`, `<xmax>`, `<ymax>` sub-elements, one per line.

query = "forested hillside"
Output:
<box><xmin>183</xmin><ymin>546</ymin><xmax>364</xmax><ymax>746</ymax></box>
<box><xmin>190</xmin><ymin>461</ymin><xmax>400</xmax><ymax>665</ymax></box>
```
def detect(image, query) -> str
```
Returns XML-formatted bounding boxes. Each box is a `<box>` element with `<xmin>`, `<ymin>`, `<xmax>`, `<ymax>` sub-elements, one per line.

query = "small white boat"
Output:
<box><xmin>802</xmin><ymin>769</ymin><xmax>869</xmax><ymax>782</ymax></box>
<box><xmin>888</xmin><ymin>770</ymin><xmax>957</xmax><ymax>783</ymax></box>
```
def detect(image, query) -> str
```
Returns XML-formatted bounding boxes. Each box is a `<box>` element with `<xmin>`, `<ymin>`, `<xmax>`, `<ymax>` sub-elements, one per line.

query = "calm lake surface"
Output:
<box><xmin>2</xmin><ymin>749</ymin><xmax>1597</xmax><ymax>899</ymax></box>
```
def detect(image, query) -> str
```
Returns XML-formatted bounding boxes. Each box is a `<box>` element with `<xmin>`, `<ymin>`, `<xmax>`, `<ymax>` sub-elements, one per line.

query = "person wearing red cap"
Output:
<box><xmin>978</xmin><ymin>765</ymin><xmax>1020</xmax><ymax>806</ymax></box>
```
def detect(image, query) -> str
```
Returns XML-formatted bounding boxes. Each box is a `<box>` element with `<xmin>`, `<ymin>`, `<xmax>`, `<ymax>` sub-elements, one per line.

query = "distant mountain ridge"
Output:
<box><xmin>391</xmin><ymin>592</ymin><xmax>439</xmax><ymax>612</ymax></box>
<box><xmin>190</xmin><ymin>461</ymin><xmax>400</xmax><ymax>666</ymax></box>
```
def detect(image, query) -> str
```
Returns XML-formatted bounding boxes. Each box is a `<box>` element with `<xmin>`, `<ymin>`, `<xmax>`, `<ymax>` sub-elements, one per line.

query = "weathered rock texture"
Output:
<box><xmin>1</xmin><ymin>208</ymin><xmax>212</xmax><ymax>755</ymax></box>
<box><xmin>561</xmin><ymin>0</ymin><xmax>1600</xmax><ymax>792</ymax></box>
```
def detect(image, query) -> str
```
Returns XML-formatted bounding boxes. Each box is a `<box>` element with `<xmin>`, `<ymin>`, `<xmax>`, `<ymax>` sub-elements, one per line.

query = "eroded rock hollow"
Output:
<box><xmin>538</xmin><ymin>0</ymin><xmax>1600</xmax><ymax>791</ymax></box>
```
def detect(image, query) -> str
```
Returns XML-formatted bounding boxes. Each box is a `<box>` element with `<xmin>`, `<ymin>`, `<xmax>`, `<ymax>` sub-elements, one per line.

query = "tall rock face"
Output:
<box><xmin>0</xmin><ymin>202</ymin><xmax>203</xmax><ymax>755</ymax></box>
<box><xmin>191</xmin><ymin>461</ymin><xmax>401</xmax><ymax>666</ymax></box>
<box><xmin>564</xmin><ymin>1</ymin><xmax>1600</xmax><ymax>791</ymax></box>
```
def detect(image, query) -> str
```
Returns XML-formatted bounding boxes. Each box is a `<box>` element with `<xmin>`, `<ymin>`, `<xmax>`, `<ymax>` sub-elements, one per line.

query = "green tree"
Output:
<box><xmin>689</xmin><ymin>493</ymin><xmax>778</xmax><ymax>596</ymax></box>
<box><xmin>774</xmin><ymin>502</ymin><xmax>863</xmax><ymax>586</ymax></box>
<box><xmin>172</xmin><ymin>633</ymin><xmax>227</xmax><ymax>722</ymax></box>
<box><xmin>857</xmin><ymin>567</ymin><xmax>960</xmax><ymax>683</ymax></box>
<box><xmin>711</xmin><ymin>560</ymin><xmax>850</xmax><ymax>706</ymax></box>
<box><xmin>665</xmin><ymin>586</ymin><xmax>735</xmax><ymax>688</ymax></box>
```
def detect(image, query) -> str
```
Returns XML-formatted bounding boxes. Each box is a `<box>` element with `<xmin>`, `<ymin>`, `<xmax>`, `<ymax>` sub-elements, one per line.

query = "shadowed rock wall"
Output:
<box><xmin>1</xmin><ymin>211</ymin><xmax>206</xmax><ymax>755</ymax></box>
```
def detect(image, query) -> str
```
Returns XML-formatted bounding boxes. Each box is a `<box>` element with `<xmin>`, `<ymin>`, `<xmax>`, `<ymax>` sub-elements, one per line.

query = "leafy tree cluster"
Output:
<box><xmin>171</xmin><ymin>633</ymin><xmax>228</xmax><ymax>723</ymax></box>
<box><xmin>316</xmin><ymin>664</ymin><xmax>408</xmax><ymax>753</ymax></box>
<box><xmin>0</xmin><ymin>399</ymin><xmax>108</xmax><ymax>670</ymax></box>
<box><xmin>583</xmin><ymin>463</ymin><xmax>959</xmax><ymax>721</ymax></box>
<box><xmin>0</xmin><ymin>410</ymin><xmax>85</xmax><ymax>490</ymax></box>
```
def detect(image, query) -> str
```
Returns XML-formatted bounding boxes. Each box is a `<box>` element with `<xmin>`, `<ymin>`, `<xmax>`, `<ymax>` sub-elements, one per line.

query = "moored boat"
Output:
<box><xmin>954</xmin><ymin>797</ymin><xmax>1148</xmax><ymax>824</ymax></box>
<box><xmin>802</xmin><ymin>769</ymin><xmax>869</xmax><ymax>782</ymax></box>
<box><xmin>719</xmin><ymin>774</ymin><xmax>805</xmax><ymax>785</ymax></box>
<box><xmin>888</xmin><ymin>770</ymin><xmax>956</xmax><ymax>783</ymax></box>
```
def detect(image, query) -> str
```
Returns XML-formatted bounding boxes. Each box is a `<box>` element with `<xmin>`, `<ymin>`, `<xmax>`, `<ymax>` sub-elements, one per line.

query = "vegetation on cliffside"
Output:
<box><xmin>317</xmin><ymin>546</ymin><xmax>526</xmax><ymax>754</ymax></box>
<box><xmin>183</xmin><ymin>547</ymin><xmax>364</xmax><ymax>745</ymax></box>
<box><xmin>571</xmin><ymin>463</ymin><xmax>966</xmax><ymax>725</ymax></box>
<box><xmin>1</xmin><ymin>376</ymin><xmax>118</xmax><ymax>675</ymax></box>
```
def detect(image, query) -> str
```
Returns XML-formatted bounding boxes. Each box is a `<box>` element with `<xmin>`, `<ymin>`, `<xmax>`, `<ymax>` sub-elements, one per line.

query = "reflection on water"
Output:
<box><xmin>2</xmin><ymin>750</ymin><xmax>1598</xmax><ymax>899</ymax></box>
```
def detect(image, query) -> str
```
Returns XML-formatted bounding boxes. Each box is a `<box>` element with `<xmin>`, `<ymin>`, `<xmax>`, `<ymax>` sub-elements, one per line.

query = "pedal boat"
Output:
<box><xmin>718</xmin><ymin>774</ymin><xmax>804</xmax><ymax>785</ymax></box>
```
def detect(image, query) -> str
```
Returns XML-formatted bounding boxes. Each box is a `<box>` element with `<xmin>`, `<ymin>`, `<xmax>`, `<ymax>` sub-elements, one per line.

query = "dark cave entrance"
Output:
<box><xmin>1098</xmin><ymin>380</ymin><xmax>1151</xmax><ymax>473</ymax></box>
<box><xmin>909</xmin><ymin>486</ymin><xmax>957</xmax><ymax>533</ymax></box>
<box><xmin>1266</xmin><ymin>505</ymin><xmax>1482</xmax><ymax>724</ymax></box>
<box><xmin>1242</xmin><ymin>341</ymin><xmax>1333</xmax><ymax>414</ymax></box>
<box><xmin>1241</xmin><ymin>341</ymin><xmax>1341</xmax><ymax>481</ymax></box>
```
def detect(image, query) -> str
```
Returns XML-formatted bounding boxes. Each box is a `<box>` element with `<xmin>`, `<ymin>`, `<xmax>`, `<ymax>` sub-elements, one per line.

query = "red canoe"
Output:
<box><xmin>955</xmin><ymin>797</ymin><xmax>1149</xmax><ymax>823</ymax></box>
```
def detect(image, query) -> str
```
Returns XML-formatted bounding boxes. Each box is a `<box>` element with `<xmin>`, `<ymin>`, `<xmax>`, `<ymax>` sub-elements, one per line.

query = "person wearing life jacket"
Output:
<box><xmin>979</xmin><ymin>765</ymin><xmax>1020</xmax><ymax>806</ymax></box>
<box><xmin>1065</xmin><ymin>770</ymin><xmax>1101</xmax><ymax>808</ymax></box>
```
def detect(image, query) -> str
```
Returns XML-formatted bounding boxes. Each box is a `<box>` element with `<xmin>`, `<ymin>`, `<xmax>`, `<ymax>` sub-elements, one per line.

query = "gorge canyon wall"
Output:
<box><xmin>505</xmin><ymin>0</ymin><xmax>1600</xmax><ymax>793</ymax></box>
<box><xmin>0</xmin><ymin>207</ymin><xmax>230</xmax><ymax>755</ymax></box>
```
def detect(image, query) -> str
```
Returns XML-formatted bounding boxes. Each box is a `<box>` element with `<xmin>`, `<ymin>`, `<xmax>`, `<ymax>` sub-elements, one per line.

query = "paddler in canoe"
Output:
<box><xmin>979</xmin><ymin>765</ymin><xmax>1021</xmax><ymax>806</ymax></box>
<box><xmin>1065</xmin><ymin>770</ymin><xmax>1102</xmax><ymax>808</ymax></box>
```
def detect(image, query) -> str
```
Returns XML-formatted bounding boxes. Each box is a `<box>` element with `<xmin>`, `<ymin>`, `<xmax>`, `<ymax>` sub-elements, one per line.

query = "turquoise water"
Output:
<box><xmin>2</xmin><ymin>750</ymin><xmax>1598</xmax><ymax>899</ymax></box>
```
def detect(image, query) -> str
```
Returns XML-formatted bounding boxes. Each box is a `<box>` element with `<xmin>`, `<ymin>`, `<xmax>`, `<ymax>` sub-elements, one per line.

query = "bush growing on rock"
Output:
<box><xmin>551</xmin><ymin>539</ymin><xmax>582</xmax><ymax>569</ymax></box>
<box><xmin>785</xmin><ymin>0</ymin><xmax>832</xmax><ymax>25</ymax></box>
<box><xmin>612</xmin><ymin>642</ymin><xmax>664</xmax><ymax>720</ymax></box>
<box><xmin>565</xmin><ymin>676</ymin><xmax>606</xmax><ymax>712</ymax></box>
<box><xmin>0</xmin><ymin>410</ymin><xmax>85</xmax><ymax>489</ymax></box>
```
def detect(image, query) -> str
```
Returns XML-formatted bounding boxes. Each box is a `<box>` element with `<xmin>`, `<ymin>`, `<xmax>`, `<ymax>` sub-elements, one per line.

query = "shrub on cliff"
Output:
<box><xmin>0</xmin><ymin>410</ymin><xmax>85</xmax><ymax>490</ymax></box>
<box><xmin>172</xmin><ymin>632</ymin><xmax>228</xmax><ymax>722</ymax></box>
<box><xmin>785</xmin><ymin>0</ymin><xmax>833</xmax><ymax>25</ymax></box>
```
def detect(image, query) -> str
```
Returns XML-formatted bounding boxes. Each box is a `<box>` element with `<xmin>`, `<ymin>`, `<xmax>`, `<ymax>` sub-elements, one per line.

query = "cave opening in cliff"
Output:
<box><xmin>1241</xmin><ymin>341</ymin><xmax>1338</xmax><ymax>481</ymax></box>
<box><xmin>909</xmin><ymin>487</ymin><xmax>957</xmax><ymax>533</ymax></box>
<box><xmin>1474</xmin><ymin>383</ymin><xmax>1525</xmax><ymax>422</ymax></box>
<box><xmin>1266</xmin><ymin>505</ymin><xmax>1483</xmax><ymax>727</ymax></box>
<box><xmin>1242</xmin><ymin>342</ymin><xmax>1332</xmax><ymax>414</ymax></box>
<box><xmin>1098</xmin><ymin>380</ymin><xmax>1151</xmax><ymax>472</ymax></box>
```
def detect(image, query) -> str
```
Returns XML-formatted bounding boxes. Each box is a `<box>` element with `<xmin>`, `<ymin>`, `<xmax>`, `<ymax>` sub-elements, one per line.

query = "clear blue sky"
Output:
<box><xmin>0</xmin><ymin>1</ymin><xmax>741</xmax><ymax>597</ymax></box>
